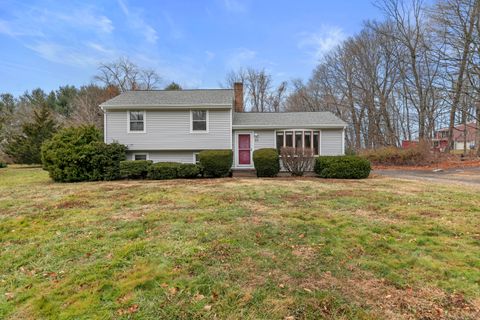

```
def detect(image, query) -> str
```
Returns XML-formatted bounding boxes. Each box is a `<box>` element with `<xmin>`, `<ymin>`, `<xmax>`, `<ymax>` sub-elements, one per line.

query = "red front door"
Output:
<box><xmin>238</xmin><ymin>134</ymin><xmax>251</xmax><ymax>165</ymax></box>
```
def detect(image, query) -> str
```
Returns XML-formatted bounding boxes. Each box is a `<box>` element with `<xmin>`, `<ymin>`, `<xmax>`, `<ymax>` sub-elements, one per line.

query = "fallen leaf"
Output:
<box><xmin>193</xmin><ymin>293</ymin><xmax>205</xmax><ymax>302</ymax></box>
<box><xmin>204</xmin><ymin>305</ymin><xmax>212</xmax><ymax>311</ymax></box>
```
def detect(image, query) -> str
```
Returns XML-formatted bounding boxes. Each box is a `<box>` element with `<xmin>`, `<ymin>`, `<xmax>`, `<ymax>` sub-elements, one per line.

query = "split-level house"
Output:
<box><xmin>100</xmin><ymin>83</ymin><xmax>346</xmax><ymax>170</ymax></box>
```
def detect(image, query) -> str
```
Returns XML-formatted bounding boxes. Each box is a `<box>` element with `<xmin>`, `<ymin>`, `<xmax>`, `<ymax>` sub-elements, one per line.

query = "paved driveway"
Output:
<box><xmin>375</xmin><ymin>166</ymin><xmax>480</xmax><ymax>186</ymax></box>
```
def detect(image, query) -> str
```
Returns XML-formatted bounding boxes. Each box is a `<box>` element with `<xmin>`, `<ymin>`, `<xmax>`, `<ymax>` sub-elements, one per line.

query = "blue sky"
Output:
<box><xmin>0</xmin><ymin>0</ymin><xmax>383</xmax><ymax>96</ymax></box>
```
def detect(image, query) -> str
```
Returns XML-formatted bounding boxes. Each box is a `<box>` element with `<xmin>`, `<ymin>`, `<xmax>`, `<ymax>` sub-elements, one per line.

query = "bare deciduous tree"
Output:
<box><xmin>280</xmin><ymin>147</ymin><xmax>315</xmax><ymax>176</ymax></box>
<box><xmin>94</xmin><ymin>57</ymin><xmax>162</xmax><ymax>92</ymax></box>
<box><xmin>224</xmin><ymin>67</ymin><xmax>288</xmax><ymax>112</ymax></box>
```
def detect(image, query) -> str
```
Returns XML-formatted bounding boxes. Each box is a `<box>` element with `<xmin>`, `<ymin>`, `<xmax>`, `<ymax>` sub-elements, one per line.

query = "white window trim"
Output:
<box><xmin>133</xmin><ymin>153</ymin><xmax>149</xmax><ymax>161</ymax></box>
<box><xmin>127</xmin><ymin>110</ymin><xmax>146</xmax><ymax>133</ymax></box>
<box><xmin>190</xmin><ymin>110</ymin><xmax>209</xmax><ymax>133</ymax></box>
<box><xmin>193</xmin><ymin>152</ymin><xmax>200</xmax><ymax>164</ymax></box>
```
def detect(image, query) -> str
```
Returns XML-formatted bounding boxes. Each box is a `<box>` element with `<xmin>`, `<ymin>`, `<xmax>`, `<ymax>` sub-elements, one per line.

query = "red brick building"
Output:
<box><xmin>432</xmin><ymin>122</ymin><xmax>478</xmax><ymax>152</ymax></box>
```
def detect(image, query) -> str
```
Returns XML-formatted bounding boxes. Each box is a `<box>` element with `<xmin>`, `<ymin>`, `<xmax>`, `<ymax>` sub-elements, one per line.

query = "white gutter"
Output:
<box><xmin>100</xmin><ymin>103</ymin><xmax>232</xmax><ymax>110</ymax></box>
<box><xmin>232</xmin><ymin>124</ymin><xmax>347</xmax><ymax>129</ymax></box>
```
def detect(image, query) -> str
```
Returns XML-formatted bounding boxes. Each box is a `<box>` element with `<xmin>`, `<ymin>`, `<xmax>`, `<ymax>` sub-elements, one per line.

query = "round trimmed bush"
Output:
<box><xmin>253</xmin><ymin>148</ymin><xmax>280</xmax><ymax>177</ymax></box>
<box><xmin>314</xmin><ymin>156</ymin><xmax>371</xmax><ymax>179</ymax></box>
<box><xmin>120</xmin><ymin>160</ymin><xmax>152</xmax><ymax>179</ymax></box>
<box><xmin>177</xmin><ymin>163</ymin><xmax>201</xmax><ymax>178</ymax></box>
<box><xmin>199</xmin><ymin>150</ymin><xmax>233</xmax><ymax>178</ymax></box>
<box><xmin>41</xmin><ymin>125</ymin><xmax>126</xmax><ymax>182</ymax></box>
<box><xmin>147</xmin><ymin>162</ymin><xmax>179</xmax><ymax>180</ymax></box>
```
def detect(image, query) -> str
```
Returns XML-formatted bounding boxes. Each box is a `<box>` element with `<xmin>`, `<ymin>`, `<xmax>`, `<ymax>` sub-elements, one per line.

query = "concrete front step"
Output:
<box><xmin>231</xmin><ymin>169</ymin><xmax>257</xmax><ymax>177</ymax></box>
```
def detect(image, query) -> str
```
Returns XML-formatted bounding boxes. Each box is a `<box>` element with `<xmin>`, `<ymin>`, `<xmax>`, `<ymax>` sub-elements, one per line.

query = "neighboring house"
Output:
<box><xmin>433</xmin><ymin>122</ymin><xmax>478</xmax><ymax>152</ymax></box>
<box><xmin>100</xmin><ymin>83</ymin><xmax>346</xmax><ymax>170</ymax></box>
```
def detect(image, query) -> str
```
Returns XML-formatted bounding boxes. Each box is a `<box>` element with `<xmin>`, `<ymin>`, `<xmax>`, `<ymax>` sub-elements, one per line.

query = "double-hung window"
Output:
<box><xmin>128</xmin><ymin>111</ymin><xmax>145</xmax><ymax>133</ymax></box>
<box><xmin>191</xmin><ymin>110</ymin><xmax>208</xmax><ymax>132</ymax></box>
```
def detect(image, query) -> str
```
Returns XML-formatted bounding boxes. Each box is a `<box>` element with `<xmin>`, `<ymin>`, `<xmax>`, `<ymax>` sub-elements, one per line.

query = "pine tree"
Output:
<box><xmin>164</xmin><ymin>82</ymin><xmax>182</xmax><ymax>90</ymax></box>
<box><xmin>4</xmin><ymin>103</ymin><xmax>58</xmax><ymax>164</ymax></box>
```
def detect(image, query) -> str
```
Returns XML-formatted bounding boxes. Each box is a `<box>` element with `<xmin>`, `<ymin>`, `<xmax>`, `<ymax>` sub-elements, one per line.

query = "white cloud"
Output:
<box><xmin>0</xmin><ymin>5</ymin><xmax>117</xmax><ymax>66</ymax></box>
<box><xmin>117</xmin><ymin>0</ymin><xmax>158</xmax><ymax>44</ymax></box>
<box><xmin>205</xmin><ymin>50</ymin><xmax>215</xmax><ymax>61</ymax></box>
<box><xmin>26</xmin><ymin>41</ymin><xmax>100</xmax><ymax>67</ymax></box>
<box><xmin>226</xmin><ymin>48</ymin><xmax>256</xmax><ymax>70</ymax></box>
<box><xmin>298</xmin><ymin>26</ymin><xmax>346</xmax><ymax>61</ymax></box>
<box><xmin>163</xmin><ymin>12</ymin><xmax>183</xmax><ymax>39</ymax></box>
<box><xmin>0</xmin><ymin>18</ymin><xmax>43</xmax><ymax>37</ymax></box>
<box><xmin>223</xmin><ymin>0</ymin><xmax>247</xmax><ymax>13</ymax></box>
<box><xmin>54</xmin><ymin>10</ymin><xmax>114</xmax><ymax>34</ymax></box>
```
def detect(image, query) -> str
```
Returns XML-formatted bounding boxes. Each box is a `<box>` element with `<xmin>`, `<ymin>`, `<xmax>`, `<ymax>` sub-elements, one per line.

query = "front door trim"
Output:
<box><xmin>234</xmin><ymin>131</ymin><xmax>254</xmax><ymax>168</ymax></box>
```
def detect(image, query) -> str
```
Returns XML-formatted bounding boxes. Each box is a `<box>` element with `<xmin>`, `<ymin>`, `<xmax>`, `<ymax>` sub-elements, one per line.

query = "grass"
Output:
<box><xmin>1</xmin><ymin>166</ymin><xmax>479</xmax><ymax>319</ymax></box>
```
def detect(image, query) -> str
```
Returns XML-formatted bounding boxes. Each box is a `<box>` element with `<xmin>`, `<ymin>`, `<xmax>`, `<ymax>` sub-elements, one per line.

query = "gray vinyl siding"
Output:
<box><xmin>253</xmin><ymin>130</ymin><xmax>276</xmax><ymax>150</ymax></box>
<box><xmin>321</xmin><ymin>129</ymin><xmax>343</xmax><ymax>155</ymax></box>
<box><xmin>128</xmin><ymin>151</ymin><xmax>197</xmax><ymax>163</ymax></box>
<box><xmin>106</xmin><ymin>109</ymin><xmax>231</xmax><ymax>150</ymax></box>
<box><xmin>231</xmin><ymin>130</ymin><xmax>275</xmax><ymax>151</ymax></box>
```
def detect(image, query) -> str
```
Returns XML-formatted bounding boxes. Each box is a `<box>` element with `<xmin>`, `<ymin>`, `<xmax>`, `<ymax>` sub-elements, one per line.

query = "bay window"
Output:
<box><xmin>276</xmin><ymin>132</ymin><xmax>284</xmax><ymax>150</ymax></box>
<box><xmin>313</xmin><ymin>131</ymin><xmax>319</xmax><ymax>155</ymax></box>
<box><xmin>276</xmin><ymin>130</ymin><xmax>320</xmax><ymax>155</ymax></box>
<box><xmin>304</xmin><ymin>131</ymin><xmax>312</xmax><ymax>149</ymax></box>
<box><xmin>285</xmin><ymin>131</ymin><xmax>293</xmax><ymax>147</ymax></box>
<box><xmin>295</xmin><ymin>131</ymin><xmax>302</xmax><ymax>148</ymax></box>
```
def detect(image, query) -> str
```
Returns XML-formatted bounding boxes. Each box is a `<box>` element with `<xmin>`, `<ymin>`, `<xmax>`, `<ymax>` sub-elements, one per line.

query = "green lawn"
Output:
<box><xmin>1</xmin><ymin>166</ymin><xmax>479</xmax><ymax>319</ymax></box>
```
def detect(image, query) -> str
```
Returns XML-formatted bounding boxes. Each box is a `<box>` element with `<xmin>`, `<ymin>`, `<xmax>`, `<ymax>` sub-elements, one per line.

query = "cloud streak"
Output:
<box><xmin>226</xmin><ymin>48</ymin><xmax>256</xmax><ymax>70</ymax></box>
<box><xmin>117</xmin><ymin>0</ymin><xmax>158</xmax><ymax>44</ymax></box>
<box><xmin>298</xmin><ymin>26</ymin><xmax>346</xmax><ymax>61</ymax></box>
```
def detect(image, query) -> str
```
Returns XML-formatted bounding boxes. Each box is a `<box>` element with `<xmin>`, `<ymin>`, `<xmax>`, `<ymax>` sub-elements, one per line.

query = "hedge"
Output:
<box><xmin>360</xmin><ymin>141</ymin><xmax>431</xmax><ymax>166</ymax></box>
<box><xmin>0</xmin><ymin>162</ymin><xmax>7</xmax><ymax>168</ymax></box>
<box><xmin>147</xmin><ymin>162</ymin><xmax>180</xmax><ymax>180</ymax></box>
<box><xmin>41</xmin><ymin>126</ymin><xmax>126</xmax><ymax>182</ymax></box>
<box><xmin>199</xmin><ymin>150</ymin><xmax>233</xmax><ymax>178</ymax></box>
<box><xmin>253</xmin><ymin>148</ymin><xmax>280</xmax><ymax>177</ymax></box>
<box><xmin>177</xmin><ymin>163</ymin><xmax>202</xmax><ymax>178</ymax></box>
<box><xmin>120</xmin><ymin>160</ymin><xmax>152</xmax><ymax>179</ymax></box>
<box><xmin>314</xmin><ymin>156</ymin><xmax>371</xmax><ymax>179</ymax></box>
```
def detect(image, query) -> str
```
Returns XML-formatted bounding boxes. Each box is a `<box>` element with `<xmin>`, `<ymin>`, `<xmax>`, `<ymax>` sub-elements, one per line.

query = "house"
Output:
<box><xmin>433</xmin><ymin>122</ymin><xmax>478</xmax><ymax>152</ymax></box>
<box><xmin>100</xmin><ymin>83</ymin><xmax>346</xmax><ymax>170</ymax></box>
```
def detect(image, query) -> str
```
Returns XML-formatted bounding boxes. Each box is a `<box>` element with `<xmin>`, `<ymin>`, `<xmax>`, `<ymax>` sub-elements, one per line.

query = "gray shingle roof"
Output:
<box><xmin>233</xmin><ymin>112</ymin><xmax>346</xmax><ymax>128</ymax></box>
<box><xmin>100</xmin><ymin>89</ymin><xmax>234</xmax><ymax>108</ymax></box>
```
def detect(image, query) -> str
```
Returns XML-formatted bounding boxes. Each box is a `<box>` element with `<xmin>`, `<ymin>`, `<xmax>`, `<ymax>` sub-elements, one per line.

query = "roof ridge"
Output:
<box><xmin>124</xmin><ymin>88</ymin><xmax>233</xmax><ymax>92</ymax></box>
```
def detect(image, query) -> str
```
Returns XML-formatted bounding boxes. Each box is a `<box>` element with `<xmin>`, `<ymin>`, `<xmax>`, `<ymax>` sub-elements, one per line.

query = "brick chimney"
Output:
<box><xmin>233</xmin><ymin>82</ymin><xmax>244</xmax><ymax>113</ymax></box>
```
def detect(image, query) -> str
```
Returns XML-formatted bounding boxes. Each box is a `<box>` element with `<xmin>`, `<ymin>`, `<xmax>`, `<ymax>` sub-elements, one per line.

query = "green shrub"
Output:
<box><xmin>41</xmin><ymin>125</ymin><xmax>127</xmax><ymax>182</ymax></box>
<box><xmin>0</xmin><ymin>162</ymin><xmax>7</xmax><ymax>168</ymax></box>
<box><xmin>253</xmin><ymin>148</ymin><xmax>280</xmax><ymax>177</ymax></box>
<box><xmin>177</xmin><ymin>163</ymin><xmax>202</xmax><ymax>178</ymax></box>
<box><xmin>199</xmin><ymin>150</ymin><xmax>233</xmax><ymax>178</ymax></box>
<box><xmin>314</xmin><ymin>156</ymin><xmax>371</xmax><ymax>179</ymax></box>
<box><xmin>120</xmin><ymin>160</ymin><xmax>152</xmax><ymax>179</ymax></box>
<box><xmin>147</xmin><ymin>162</ymin><xmax>180</xmax><ymax>180</ymax></box>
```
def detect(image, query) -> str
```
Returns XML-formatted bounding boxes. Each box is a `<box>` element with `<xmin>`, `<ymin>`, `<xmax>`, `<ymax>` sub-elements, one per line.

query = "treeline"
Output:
<box><xmin>2</xmin><ymin>0</ymin><xmax>480</xmax><ymax>164</ymax></box>
<box><xmin>0</xmin><ymin>58</ymin><xmax>180</xmax><ymax>163</ymax></box>
<box><xmin>285</xmin><ymin>0</ymin><xmax>480</xmax><ymax>153</ymax></box>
